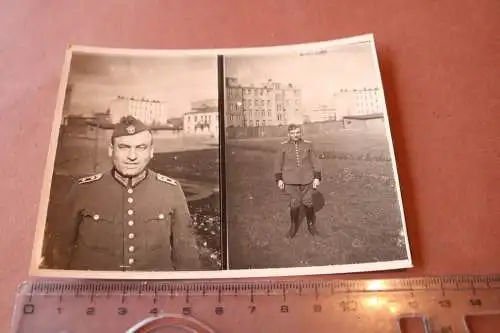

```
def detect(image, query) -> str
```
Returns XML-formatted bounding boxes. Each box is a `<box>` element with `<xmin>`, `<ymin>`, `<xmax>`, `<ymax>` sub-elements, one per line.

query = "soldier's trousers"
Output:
<box><xmin>284</xmin><ymin>183</ymin><xmax>314</xmax><ymax>209</ymax></box>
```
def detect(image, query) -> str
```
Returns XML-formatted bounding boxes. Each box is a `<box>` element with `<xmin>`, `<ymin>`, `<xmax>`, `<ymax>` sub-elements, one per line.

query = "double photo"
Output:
<box><xmin>30</xmin><ymin>34</ymin><xmax>412</xmax><ymax>279</ymax></box>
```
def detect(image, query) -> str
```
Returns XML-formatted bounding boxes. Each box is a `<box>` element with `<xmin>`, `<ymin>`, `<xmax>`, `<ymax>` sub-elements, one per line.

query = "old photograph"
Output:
<box><xmin>224</xmin><ymin>34</ymin><xmax>412</xmax><ymax>275</ymax></box>
<box><xmin>30</xmin><ymin>46</ymin><xmax>223</xmax><ymax>278</ymax></box>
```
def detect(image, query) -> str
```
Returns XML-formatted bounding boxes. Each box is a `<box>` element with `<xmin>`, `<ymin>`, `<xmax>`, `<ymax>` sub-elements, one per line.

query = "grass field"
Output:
<box><xmin>225</xmin><ymin>129</ymin><xmax>409</xmax><ymax>269</ymax></box>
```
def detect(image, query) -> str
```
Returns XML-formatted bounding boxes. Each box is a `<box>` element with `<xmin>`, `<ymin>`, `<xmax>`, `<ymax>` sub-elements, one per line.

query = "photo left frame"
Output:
<box><xmin>30</xmin><ymin>45</ymin><xmax>225</xmax><ymax>279</ymax></box>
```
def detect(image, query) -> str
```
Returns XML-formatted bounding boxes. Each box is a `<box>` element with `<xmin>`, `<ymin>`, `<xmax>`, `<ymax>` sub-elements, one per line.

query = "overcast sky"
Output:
<box><xmin>65</xmin><ymin>41</ymin><xmax>382</xmax><ymax>118</ymax></box>
<box><xmin>224</xmin><ymin>41</ymin><xmax>382</xmax><ymax>109</ymax></box>
<box><xmin>66</xmin><ymin>53</ymin><xmax>218</xmax><ymax>118</ymax></box>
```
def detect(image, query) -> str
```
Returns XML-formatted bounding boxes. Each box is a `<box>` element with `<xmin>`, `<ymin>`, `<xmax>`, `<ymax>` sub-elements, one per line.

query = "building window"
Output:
<box><xmin>256</xmin><ymin>120</ymin><xmax>260</xmax><ymax>126</ymax></box>
<box><xmin>262</xmin><ymin>120</ymin><xmax>266</xmax><ymax>126</ymax></box>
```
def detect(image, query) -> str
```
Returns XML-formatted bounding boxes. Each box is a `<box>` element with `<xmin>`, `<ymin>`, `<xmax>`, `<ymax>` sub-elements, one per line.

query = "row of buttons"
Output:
<box><xmin>294</xmin><ymin>143</ymin><xmax>302</xmax><ymax>167</ymax></box>
<box><xmin>127</xmin><ymin>189</ymin><xmax>136</xmax><ymax>266</ymax></box>
<box><xmin>124</xmin><ymin>188</ymin><xmax>167</xmax><ymax>266</ymax></box>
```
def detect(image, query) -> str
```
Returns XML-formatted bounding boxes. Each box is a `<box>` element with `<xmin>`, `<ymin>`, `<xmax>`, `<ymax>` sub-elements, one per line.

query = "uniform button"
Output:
<box><xmin>127</xmin><ymin>197</ymin><xmax>134</xmax><ymax>203</ymax></box>
<box><xmin>128</xmin><ymin>233</ymin><xmax>135</xmax><ymax>239</ymax></box>
<box><xmin>127</xmin><ymin>188</ymin><xmax>133</xmax><ymax>194</ymax></box>
<box><xmin>127</xmin><ymin>209</ymin><xmax>134</xmax><ymax>215</ymax></box>
<box><xmin>128</xmin><ymin>246</ymin><xmax>135</xmax><ymax>252</ymax></box>
<box><xmin>93</xmin><ymin>214</ymin><xmax>100</xmax><ymax>220</ymax></box>
<box><xmin>128</xmin><ymin>220</ymin><xmax>134</xmax><ymax>226</ymax></box>
<box><xmin>128</xmin><ymin>258</ymin><xmax>135</xmax><ymax>265</ymax></box>
<box><xmin>158</xmin><ymin>213</ymin><xmax>165</xmax><ymax>219</ymax></box>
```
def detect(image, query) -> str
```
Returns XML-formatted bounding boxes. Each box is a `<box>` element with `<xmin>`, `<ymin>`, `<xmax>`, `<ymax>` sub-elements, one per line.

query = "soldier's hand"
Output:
<box><xmin>313</xmin><ymin>178</ymin><xmax>320</xmax><ymax>189</ymax></box>
<box><xmin>277</xmin><ymin>180</ymin><xmax>285</xmax><ymax>190</ymax></box>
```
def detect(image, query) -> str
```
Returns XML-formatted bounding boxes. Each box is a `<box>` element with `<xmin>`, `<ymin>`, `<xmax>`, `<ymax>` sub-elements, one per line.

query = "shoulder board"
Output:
<box><xmin>157</xmin><ymin>173</ymin><xmax>178</xmax><ymax>186</ymax></box>
<box><xmin>303</xmin><ymin>139</ymin><xmax>312</xmax><ymax>143</ymax></box>
<box><xmin>78</xmin><ymin>173</ymin><xmax>103</xmax><ymax>185</ymax></box>
<box><xmin>280</xmin><ymin>140</ymin><xmax>289</xmax><ymax>144</ymax></box>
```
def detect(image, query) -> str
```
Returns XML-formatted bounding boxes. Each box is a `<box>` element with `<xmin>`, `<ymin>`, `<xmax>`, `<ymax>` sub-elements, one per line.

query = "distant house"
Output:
<box><xmin>308</xmin><ymin>104</ymin><xmax>338</xmax><ymax>122</ymax></box>
<box><xmin>166</xmin><ymin>117</ymin><xmax>184</xmax><ymax>130</ymax></box>
<box><xmin>108</xmin><ymin>96</ymin><xmax>169</xmax><ymax>126</ymax></box>
<box><xmin>63</xmin><ymin>115</ymin><xmax>98</xmax><ymax>138</ymax></box>
<box><xmin>342</xmin><ymin>113</ymin><xmax>385</xmax><ymax>130</ymax></box>
<box><xmin>94</xmin><ymin>111</ymin><xmax>114</xmax><ymax>129</ymax></box>
<box><xmin>183</xmin><ymin>105</ymin><xmax>219</xmax><ymax>136</ymax></box>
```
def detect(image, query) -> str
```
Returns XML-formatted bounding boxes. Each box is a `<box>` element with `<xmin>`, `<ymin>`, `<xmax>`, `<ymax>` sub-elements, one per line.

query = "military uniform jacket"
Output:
<box><xmin>274</xmin><ymin>138</ymin><xmax>322</xmax><ymax>185</ymax></box>
<box><xmin>53</xmin><ymin>169</ymin><xmax>202</xmax><ymax>272</ymax></box>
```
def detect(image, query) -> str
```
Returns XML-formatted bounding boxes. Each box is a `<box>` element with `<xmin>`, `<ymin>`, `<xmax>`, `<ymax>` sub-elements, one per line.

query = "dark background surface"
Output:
<box><xmin>1</xmin><ymin>0</ymin><xmax>499</xmax><ymax>331</ymax></box>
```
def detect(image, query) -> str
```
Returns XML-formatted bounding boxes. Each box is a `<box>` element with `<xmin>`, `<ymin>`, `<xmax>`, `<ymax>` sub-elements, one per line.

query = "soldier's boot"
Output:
<box><xmin>305</xmin><ymin>206</ymin><xmax>318</xmax><ymax>236</ymax></box>
<box><xmin>286</xmin><ymin>207</ymin><xmax>300</xmax><ymax>238</ymax></box>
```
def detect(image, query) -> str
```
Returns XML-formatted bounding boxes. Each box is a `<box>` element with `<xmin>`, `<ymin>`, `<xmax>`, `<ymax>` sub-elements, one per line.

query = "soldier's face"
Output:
<box><xmin>289</xmin><ymin>128</ymin><xmax>302</xmax><ymax>142</ymax></box>
<box><xmin>109</xmin><ymin>131</ymin><xmax>154</xmax><ymax>177</ymax></box>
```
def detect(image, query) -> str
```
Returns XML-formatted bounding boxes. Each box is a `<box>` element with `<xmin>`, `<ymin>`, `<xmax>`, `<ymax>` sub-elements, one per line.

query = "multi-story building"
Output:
<box><xmin>334</xmin><ymin>87</ymin><xmax>384</xmax><ymax>118</ymax></box>
<box><xmin>308</xmin><ymin>104</ymin><xmax>338</xmax><ymax>122</ymax></box>
<box><xmin>183</xmin><ymin>102</ymin><xmax>219</xmax><ymax>137</ymax></box>
<box><xmin>225</xmin><ymin>77</ymin><xmax>302</xmax><ymax>127</ymax></box>
<box><xmin>109</xmin><ymin>96</ymin><xmax>168</xmax><ymax>125</ymax></box>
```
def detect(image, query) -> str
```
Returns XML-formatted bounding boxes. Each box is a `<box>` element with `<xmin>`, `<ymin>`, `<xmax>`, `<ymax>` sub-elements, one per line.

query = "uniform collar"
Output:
<box><xmin>289</xmin><ymin>138</ymin><xmax>303</xmax><ymax>144</ymax></box>
<box><xmin>112</xmin><ymin>168</ymin><xmax>148</xmax><ymax>188</ymax></box>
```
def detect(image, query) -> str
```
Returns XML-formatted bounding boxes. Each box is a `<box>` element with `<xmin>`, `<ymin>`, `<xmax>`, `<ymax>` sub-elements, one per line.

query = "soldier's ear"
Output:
<box><xmin>108</xmin><ymin>143</ymin><xmax>113</xmax><ymax>158</ymax></box>
<box><xmin>150</xmin><ymin>146</ymin><xmax>154</xmax><ymax>158</ymax></box>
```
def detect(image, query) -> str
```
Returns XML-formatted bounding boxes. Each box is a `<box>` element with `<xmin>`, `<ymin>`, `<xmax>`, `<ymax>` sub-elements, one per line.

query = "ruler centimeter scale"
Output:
<box><xmin>10</xmin><ymin>275</ymin><xmax>500</xmax><ymax>333</ymax></box>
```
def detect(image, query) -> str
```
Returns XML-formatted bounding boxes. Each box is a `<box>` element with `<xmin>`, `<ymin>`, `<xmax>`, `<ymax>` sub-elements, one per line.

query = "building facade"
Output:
<box><xmin>308</xmin><ymin>105</ymin><xmax>338</xmax><ymax>122</ymax></box>
<box><xmin>109</xmin><ymin>96</ymin><xmax>168</xmax><ymax>125</ymax></box>
<box><xmin>183</xmin><ymin>103</ymin><xmax>219</xmax><ymax>137</ymax></box>
<box><xmin>225</xmin><ymin>77</ymin><xmax>302</xmax><ymax>127</ymax></box>
<box><xmin>334</xmin><ymin>87</ymin><xmax>384</xmax><ymax>118</ymax></box>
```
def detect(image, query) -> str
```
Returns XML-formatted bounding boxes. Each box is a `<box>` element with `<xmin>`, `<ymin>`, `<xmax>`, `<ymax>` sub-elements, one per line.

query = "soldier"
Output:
<box><xmin>274</xmin><ymin>123</ymin><xmax>322</xmax><ymax>238</ymax></box>
<box><xmin>51</xmin><ymin>116</ymin><xmax>203</xmax><ymax>271</ymax></box>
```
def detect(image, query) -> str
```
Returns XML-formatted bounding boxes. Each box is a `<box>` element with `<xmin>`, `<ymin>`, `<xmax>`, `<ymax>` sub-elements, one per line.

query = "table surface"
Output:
<box><xmin>1</xmin><ymin>0</ymin><xmax>500</xmax><ymax>331</ymax></box>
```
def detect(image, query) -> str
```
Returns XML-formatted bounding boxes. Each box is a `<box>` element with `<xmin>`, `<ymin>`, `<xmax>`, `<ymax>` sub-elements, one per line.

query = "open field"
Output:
<box><xmin>225</xmin><ymin>129</ymin><xmax>408</xmax><ymax>270</ymax></box>
<box><xmin>226</xmin><ymin>128</ymin><xmax>393</xmax><ymax>161</ymax></box>
<box><xmin>42</xmin><ymin>133</ymin><xmax>222</xmax><ymax>270</ymax></box>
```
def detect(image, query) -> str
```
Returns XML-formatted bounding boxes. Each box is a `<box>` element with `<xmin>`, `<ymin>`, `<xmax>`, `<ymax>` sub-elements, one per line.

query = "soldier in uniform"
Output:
<box><xmin>274</xmin><ymin>123</ymin><xmax>322</xmax><ymax>238</ymax></box>
<box><xmin>51</xmin><ymin>116</ymin><xmax>203</xmax><ymax>271</ymax></box>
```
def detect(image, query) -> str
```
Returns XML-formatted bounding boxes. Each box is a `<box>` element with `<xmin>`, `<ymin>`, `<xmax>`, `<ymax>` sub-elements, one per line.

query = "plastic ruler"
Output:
<box><xmin>10</xmin><ymin>275</ymin><xmax>500</xmax><ymax>333</ymax></box>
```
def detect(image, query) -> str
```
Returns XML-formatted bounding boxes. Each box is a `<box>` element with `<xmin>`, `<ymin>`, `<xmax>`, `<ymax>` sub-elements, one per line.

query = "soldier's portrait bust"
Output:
<box><xmin>47</xmin><ymin>116</ymin><xmax>204</xmax><ymax>272</ymax></box>
<box><xmin>29</xmin><ymin>49</ymin><xmax>223</xmax><ymax>280</ymax></box>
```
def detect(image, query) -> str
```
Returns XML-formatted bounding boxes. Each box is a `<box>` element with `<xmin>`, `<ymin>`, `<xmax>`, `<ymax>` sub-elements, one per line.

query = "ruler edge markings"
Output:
<box><xmin>17</xmin><ymin>275</ymin><xmax>500</xmax><ymax>298</ymax></box>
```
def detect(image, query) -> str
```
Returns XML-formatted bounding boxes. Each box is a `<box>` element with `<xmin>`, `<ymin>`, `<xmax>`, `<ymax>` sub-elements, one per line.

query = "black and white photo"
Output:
<box><xmin>223</xmin><ymin>34</ymin><xmax>412</xmax><ymax>275</ymax></box>
<box><xmin>30</xmin><ymin>34</ymin><xmax>412</xmax><ymax>279</ymax></box>
<box><xmin>30</xmin><ymin>47</ymin><xmax>223</xmax><ymax>279</ymax></box>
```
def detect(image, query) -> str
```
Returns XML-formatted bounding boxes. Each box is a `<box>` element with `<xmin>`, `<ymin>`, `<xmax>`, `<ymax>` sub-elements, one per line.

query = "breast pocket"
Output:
<box><xmin>144</xmin><ymin>211</ymin><xmax>171</xmax><ymax>251</ymax></box>
<box><xmin>78</xmin><ymin>210</ymin><xmax>117</xmax><ymax>254</ymax></box>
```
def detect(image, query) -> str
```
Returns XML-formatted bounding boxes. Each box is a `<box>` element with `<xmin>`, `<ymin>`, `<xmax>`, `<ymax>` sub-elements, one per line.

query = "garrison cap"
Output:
<box><xmin>112</xmin><ymin>116</ymin><xmax>150</xmax><ymax>139</ymax></box>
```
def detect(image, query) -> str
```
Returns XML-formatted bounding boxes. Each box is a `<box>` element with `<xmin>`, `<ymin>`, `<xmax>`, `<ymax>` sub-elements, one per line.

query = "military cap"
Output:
<box><xmin>287</xmin><ymin>123</ymin><xmax>301</xmax><ymax>131</ymax></box>
<box><xmin>112</xmin><ymin>115</ymin><xmax>150</xmax><ymax>139</ymax></box>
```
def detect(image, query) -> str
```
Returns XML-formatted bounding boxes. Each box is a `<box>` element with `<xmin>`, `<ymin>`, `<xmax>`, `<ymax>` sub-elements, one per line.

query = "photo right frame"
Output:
<box><xmin>222</xmin><ymin>33</ymin><xmax>412</xmax><ymax>277</ymax></box>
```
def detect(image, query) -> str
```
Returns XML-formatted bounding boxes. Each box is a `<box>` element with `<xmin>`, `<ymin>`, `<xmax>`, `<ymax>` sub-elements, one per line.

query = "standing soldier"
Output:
<box><xmin>51</xmin><ymin>116</ymin><xmax>203</xmax><ymax>271</ymax></box>
<box><xmin>274</xmin><ymin>123</ymin><xmax>322</xmax><ymax>238</ymax></box>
